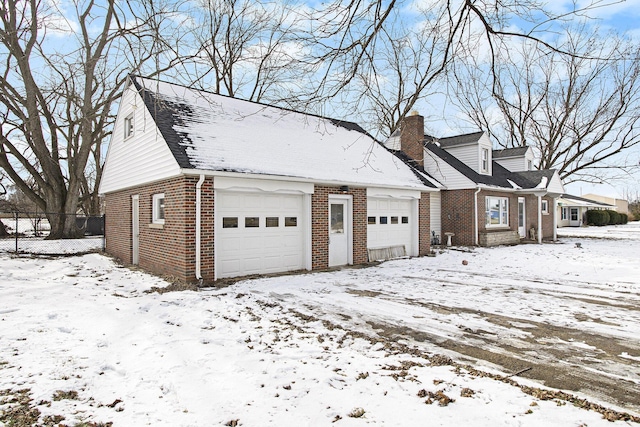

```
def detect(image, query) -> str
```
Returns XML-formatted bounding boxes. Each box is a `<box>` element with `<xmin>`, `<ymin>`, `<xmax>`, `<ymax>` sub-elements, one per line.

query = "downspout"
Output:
<box><xmin>552</xmin><ymin>197</ymin><xmax>558</xmax><ymax>241</ymax></box>
<box><xmin>474</xmin><ymin>187</ymin><xmax>481</xmax><ymax>246</ymax></box>
<box><xmin>195</xmin><ymin>174</ymin><xmax>205</xmax><ymax>282</ymax></box>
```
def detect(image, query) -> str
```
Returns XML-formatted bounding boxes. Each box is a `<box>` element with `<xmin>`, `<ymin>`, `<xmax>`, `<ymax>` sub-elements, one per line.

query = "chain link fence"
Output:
<box><xmin>0</xmin><ymin>212</ymin><xmax>105</xmax><ymax>256</ymax></box>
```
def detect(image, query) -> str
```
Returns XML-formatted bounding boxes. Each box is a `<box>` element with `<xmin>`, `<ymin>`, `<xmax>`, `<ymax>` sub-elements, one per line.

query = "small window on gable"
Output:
<box><xmin>527</xmin><ymin>159</ymin><xmax>533</xmax><ymax>171</ymax></box>
<box><xmin>152</xmin><ymin>193</ymin><xmax>165</xmax><ymax>224</ymax></box>
<box><xmin>481</xmin><ymin>148</ymin><xmax>489</xmax><ymax>173</ymax></box>
<box><xmin>541</xmin><ymin>200</ymin><xmax>549</xmax><ymax>214</ymax></box>
<box><xmin>124</xmin><ymin>113</ymin><xmax>134</xmax><ymax>139</ymax></box>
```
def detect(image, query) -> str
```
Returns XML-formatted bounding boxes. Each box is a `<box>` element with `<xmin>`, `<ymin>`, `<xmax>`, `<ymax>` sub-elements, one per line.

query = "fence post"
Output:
<box><xmin>14</xmin><ymin>212</ymin><xmax>18</xmax><ymax>253</ymax></box>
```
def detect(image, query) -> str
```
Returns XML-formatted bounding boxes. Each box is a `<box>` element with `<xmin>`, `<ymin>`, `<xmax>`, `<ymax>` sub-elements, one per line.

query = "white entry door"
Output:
<box><xmin>518</xmin><ymin>197</ymin><xmax>526</xmax><ymax>238</ymax></box>
<box><xmin>131</xmin><ymin>195</ymin><xmax>139</xmax><ymax>265</ymax></box>
<box><xmin>329</xmin><ymin>197</ymin><xmax>350</xmax><ymax>267</ymax></box>
<box><xmin>569</xmin><ymin>208</ymin><xmax>580</xmax><ymax>227</ymax></box>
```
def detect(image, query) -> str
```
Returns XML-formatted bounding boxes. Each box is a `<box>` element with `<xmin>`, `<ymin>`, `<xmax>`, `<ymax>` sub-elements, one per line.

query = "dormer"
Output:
<box><xmin>493</xmin><ymin>146</ymin><xmax>534</xmax><ymax>172</ymax></box>
<box><xmin>438</xmin><ymin>132</ymin><xmax>493</xmax><ymax>176</ymax></box>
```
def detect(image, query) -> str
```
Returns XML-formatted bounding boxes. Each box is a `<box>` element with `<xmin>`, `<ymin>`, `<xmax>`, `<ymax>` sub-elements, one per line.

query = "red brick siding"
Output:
<box><xmin>419</xmin><ymin>193</ymin><xmax>431</xmax><ymax>255</ymax></box>
<box><xmin>441</xmin><ymin>189</ymin><xmax>476</xmax><ymax>246</ymax></box>
<box><xmin>400</xmin><ymin>114</ymin><xmax>425</xmax><ymax>167</ymax></box>
<box><xmin>104</xmin><ymin>176</ymin><xmax>215</xmax><ymax>283</ymax></box>
<box><xmin>311</xmin><ymin>186</ymin><xmax>367</xmax><ymax>270</ymax></box>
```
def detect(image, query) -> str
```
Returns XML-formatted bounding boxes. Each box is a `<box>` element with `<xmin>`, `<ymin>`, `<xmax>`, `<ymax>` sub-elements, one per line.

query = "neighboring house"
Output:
<box><xmin>385</xmin><ymin>113</ymin><xmax>565</xmax><ymax>246</ymax></box>
<box><xmin>99</xmin><ymin>76</ymin><xmax>439</xmax><ymax>283</ymax></box>
<box><xmin>557</xmin><ymin>194</ymin><xmax>615</xmax><ymax>227</ymax></box>
<box><xmin>581</xmin><ymin>193</ymin><xmax>629</xmax><ymax>215</ymax></box>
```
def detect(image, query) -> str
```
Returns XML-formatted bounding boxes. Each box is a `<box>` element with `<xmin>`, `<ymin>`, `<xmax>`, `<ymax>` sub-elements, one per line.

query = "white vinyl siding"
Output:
<box><xmin>430</xmin><ymin>192</ymin><xmax>441</xmax><ymax>243</ymax></box>
<box><xmin>424</xmin><ymin>149</ymin><xmax>475</xmax><ymax>189</ymax></box>
<box><xmin>99</xmin><ymin>85</ymin><xmax>181</xmax><ymax>194</ymax></box>
<box><xmin>441</xmin><ymin>133</ymin><xmax>492</xmax><ymax>175</ymax></box>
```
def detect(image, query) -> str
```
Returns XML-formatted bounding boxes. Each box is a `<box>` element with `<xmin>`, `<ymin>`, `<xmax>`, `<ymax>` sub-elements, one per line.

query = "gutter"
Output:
<box><xmin>195</xmin><ymin>174</ymin><xmax>205</xmax><ymax>282</ymax></box>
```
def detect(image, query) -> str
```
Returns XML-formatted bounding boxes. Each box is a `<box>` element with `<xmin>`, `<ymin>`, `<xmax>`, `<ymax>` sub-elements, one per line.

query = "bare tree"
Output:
<box><xmin>0</xmin><ymin>0</ymin><xmax>184</xmax><ymax>238</ymax></box>
<box><xmin>452</xmin><ymin>25</ymin><xmax>640</xmax><ymax>184</ymax></box>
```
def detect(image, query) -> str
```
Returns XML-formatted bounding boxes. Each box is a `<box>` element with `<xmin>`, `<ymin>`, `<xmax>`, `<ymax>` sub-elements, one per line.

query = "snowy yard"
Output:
<box><xmin>1</xmin><ymin>224</ymin><xmax>640</xmax><ymax>426</ymax></box>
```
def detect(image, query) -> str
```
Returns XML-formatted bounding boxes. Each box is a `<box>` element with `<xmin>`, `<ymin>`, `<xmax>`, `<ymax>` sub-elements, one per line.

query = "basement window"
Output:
<box><xmin>152</xmin><ymin>193</ymin><xmax>165</xmax><ymax>224</ymax></box>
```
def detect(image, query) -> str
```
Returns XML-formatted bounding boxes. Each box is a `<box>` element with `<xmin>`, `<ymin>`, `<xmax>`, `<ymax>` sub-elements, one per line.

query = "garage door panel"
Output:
<box><xmin>217</xmin><ymin>191</ymin><xmax>305</xmax><ymax>278</ymax></box>
<box><xmin>367</xmin><ymin>197</ymin><xmax>414</xmax><ymax>256</ymax></box>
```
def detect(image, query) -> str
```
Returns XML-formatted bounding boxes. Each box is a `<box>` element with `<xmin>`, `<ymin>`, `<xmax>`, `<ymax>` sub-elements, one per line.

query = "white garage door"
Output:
<box><xmin>216</xmin><ymin>191</ymin><xmax>305</xmax><ymax>278</ymax></box>
<box><xmin>367</xmin><ymin>198</ymin><xmax>414</xmax><ymax>256</ymax></box>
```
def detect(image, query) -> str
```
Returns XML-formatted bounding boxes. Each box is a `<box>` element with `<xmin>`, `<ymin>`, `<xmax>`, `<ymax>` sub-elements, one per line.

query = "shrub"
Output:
<box><xmin>621</xmin><ymin>213</ymin><xmax>628</xmax><ymax>224</ymax></box>
<box><xmin>586</xmin><ymin>209</ymin><xmax>609</xmax><ymax>226</ymax></box>
<box><xmin>607</xmin><ymin>210</ymin><xmax>621</xmax><ymax>225</ymax></box>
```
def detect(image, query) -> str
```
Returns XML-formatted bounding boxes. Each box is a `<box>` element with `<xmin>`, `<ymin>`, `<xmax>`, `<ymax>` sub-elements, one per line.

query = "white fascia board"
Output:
<box><xmin>182</xmin><ymin>169</ymin><xmax>437</xmax><ymax>193</ymax></box>
<box><xmin>366</xmin><ymin>187</ymin><xmax>422</xmax><ymax>199</ymax></box>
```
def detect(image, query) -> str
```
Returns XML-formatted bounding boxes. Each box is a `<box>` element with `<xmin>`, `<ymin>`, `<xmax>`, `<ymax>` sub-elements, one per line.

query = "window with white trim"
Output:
<box><xmin>152</xmin><ymin>193</ymin><xmax>165</xmax><ymax>224</ymax></box>
<box><xmin>541</xmin><ymin>200</ymin><xmax>549</xmax><ymax>214</ymax></box>
<box><xmin>561</xmin><ymin>207</ymin><xmax>568</xmax><ymax>221</ymax></box>
<box><xmin>481</xmin><ymin>148</ymin><xmax>489</xmax><ymax>173</ymax></box>
<box><xmin>124</xmin><ymin>113</ymin><xmax>134</xmax><ymax>139</ymax></box>
<box><xmin>485</xmin><ymin>196</ymin><xmax>509</xmax><ymax>227</ymax></box>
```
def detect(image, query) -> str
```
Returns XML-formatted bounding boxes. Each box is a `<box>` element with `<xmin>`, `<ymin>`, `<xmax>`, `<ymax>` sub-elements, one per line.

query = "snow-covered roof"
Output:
<box><xmin>132</xmin><ymin>76</ymin><xmax>436</xmax><ymax>189</ymax></box>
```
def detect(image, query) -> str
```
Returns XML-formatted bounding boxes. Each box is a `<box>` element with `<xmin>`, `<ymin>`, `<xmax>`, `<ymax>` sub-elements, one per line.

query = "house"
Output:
<box><xmin>581</xmin><ymin>193</ymin><xmax>629</xmax><ymax>215</ymax></box>
<box><xmin>557</xmin><ymin>194</ymin><xmax>615</xmax><ymax>227</ymax></box>
<box><xmin>385</xmin><ymin>113</ymin><xmax>565</xmax><ymax>246</ymax></box>
<box><xmin>99</xmin><ymin>76</ymin><xmax>439</xmax><ymax>283</ymax></box>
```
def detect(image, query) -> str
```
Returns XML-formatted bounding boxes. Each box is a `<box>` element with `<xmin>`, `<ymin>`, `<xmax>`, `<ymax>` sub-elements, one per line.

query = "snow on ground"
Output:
<box><xmin>1</xmin><ymin>224</ymin><xmax>639</xmax><ymax>426</ymax></box>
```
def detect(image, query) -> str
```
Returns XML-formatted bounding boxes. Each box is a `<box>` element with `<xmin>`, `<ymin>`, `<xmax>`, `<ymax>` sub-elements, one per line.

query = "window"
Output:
<box><xmin>367</xmin><ymin>216</ymin><xmax>376</xmax><ymax>224</ymax></box>
<box><xmin>481</xmin><ymin>148</ymin><xmax>489</xmax><ymax>172</ymax></box>
<box><xmin>401</xmin><ymin>216</ymin><xmax>409</xmax><ymax>224</ymax></box>
<box><xmin>390</xmin><ymin>216</ymin><xmax>399</xmax><ymax>224</ymax></box>
<box><xmin>124</xmin><ymin>113</ymin><xmax>134</xmax><ymax>139</ymax></box>
<box><xmin>223</xmin><ymin>217</ymin><xmax>238</xmax><ymax>228</ymax></box>
<box><xmin>561</xmin><ymin>207</ymin><xmax>568</xmax><ymax>221</ymax></box>
<box><xmin>245</xmin><ymin>217</ymin><xmax>259</xmax><ymax>228</ymax></box>
<box><xmin>541</xmin><ymin>200</ymin><xmax>549</xmax><ymax>214</ymax></box>
<box><xmin>485</xmin><ymin>196</ymin><xmax>508</xmax><ymax>227</ymax></box>
<box><xmin>152</xmin><ymin>193</ymin><xmax>165</xmax><ymax>224</ymax></box>
<box><xmin>380</xmin><ymin>216</ymin><xmax>388</xmax><ymax>224</ymax></box>
<box><xmin>266</xmin><ymin>217</ymin><xmax>279</xmax><ymax>227</ymax></box>
<box><xmin>527</xmin><ymin>159</ymin><xmax>533</xmax><ymax>171</ymax></box>
<box><xmin>285</xmin><ymin>217</ymin><xmax>297</xmax><ymax>227</ymax></box>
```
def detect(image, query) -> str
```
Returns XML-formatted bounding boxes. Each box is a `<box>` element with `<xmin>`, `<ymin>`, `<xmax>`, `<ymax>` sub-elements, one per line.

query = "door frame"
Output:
<box><xmin>328</xmin><ymin>194</ymin><xmax>352</xmax><ymax>267</ymax></box>
<box><xmin>517</xmin><ymin>197</ymin><xmax>526</xmax><ymax>238</ymax></box>
<box><xmin>131</xmin><ymin>195</ymin><xmax>139</xmax><ymax>265</ymax></box>
<box><xmin>569</xmin><ymin>207</ymin><xmax>581</xmax><ymax>227</ymax></box>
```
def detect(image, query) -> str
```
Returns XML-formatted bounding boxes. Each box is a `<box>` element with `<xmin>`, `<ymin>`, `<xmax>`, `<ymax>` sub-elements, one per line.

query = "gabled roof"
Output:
<box><xmin>437</xmin><ymin>131</ymin><xmax>484</xmax><ymax>148</ymax></box>
<box><xmin>560</xmin><ymin>194</ymin><xmax>615</xmax><ymax>208</ymax></box>
<box><xmin>492</xmin><ymin>146</ymin><xmax>530</xmax><ymax>159</ymax></box>
<box><xmin>130</xmin><ymin>76</ymin><xmax>436</xmax><ymax>189</ymax></box>
<box><xmin>426</xmin><ymin>142</ymin><xmax>560</xmax><ymax>192</ymax></box>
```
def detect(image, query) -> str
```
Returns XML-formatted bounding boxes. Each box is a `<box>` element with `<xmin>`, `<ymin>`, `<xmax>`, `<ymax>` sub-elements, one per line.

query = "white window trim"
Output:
<box><xmin>481</xmin><ymin>148</ymin><xmax>489</xmax><ymax>173</ymax></box>
<box><xmin>152</xmin><ymin>193</ymin><xmax>165</xmax><ymax>225</ymax></box>
<box><xmin>485</xmin><ymin>196</ymin><xmax>509</xmax><ymax>228</ymax></box>
<box><xmin>124</xmin><ymin>113</ymin><xmax>134</xmax><ymax>140</ymax></box>
<box><xmin>541</xmin><ymin>200</ymin><xmax>549</xmax><ymax>215</ymax></box>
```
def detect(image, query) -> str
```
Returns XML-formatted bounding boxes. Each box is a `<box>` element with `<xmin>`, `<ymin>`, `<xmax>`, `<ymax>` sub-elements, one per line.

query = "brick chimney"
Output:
<box><xmin>400</xmin><ymin>111</ymin><xmax>425</xmax><ymax>167</ymax></box>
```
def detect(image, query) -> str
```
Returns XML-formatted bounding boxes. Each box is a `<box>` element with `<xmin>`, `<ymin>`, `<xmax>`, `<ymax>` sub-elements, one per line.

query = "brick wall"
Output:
<box><xmin>441</xmin><ymin>189</ymin><xmax>476</xmax><ymax>246</ymax></box>
<box><xmin>419</xmin><ymin>193</ymin><xmax>431</xmax><ymax>255</ymax></box>
<box><xmin>400</xmin><ymin>114</ymin><xmax>425</xmax><ymax>167</ymax></box>
<box><xmin>104</xmin><ymin>176</ymin><xmax>215</xmax><ymax>283</ymax></box>
<box><xmin>311</xmin><ymin>185</ymin><xmax>367</xmax><ymax>270</ymax></box>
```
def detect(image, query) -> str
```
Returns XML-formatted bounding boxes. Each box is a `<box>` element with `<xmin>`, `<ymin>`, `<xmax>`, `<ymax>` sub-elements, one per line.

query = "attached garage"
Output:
<box><xmin>214</xmin><ymin>178</ymin><xmax>312</xmax><ymax>279</ymax></box>
<box><xmin>366</xmin><ymin>188</ymin><xmax>420</xmax><ymax>260</ymax></box>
